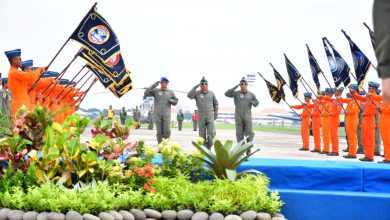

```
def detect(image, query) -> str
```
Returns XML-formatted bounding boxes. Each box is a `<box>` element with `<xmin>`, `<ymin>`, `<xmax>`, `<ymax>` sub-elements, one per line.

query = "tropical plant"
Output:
<box><xmin>192</xmin><ymin>139</ymin><xmax>260</xmax><ymax>180</ymax></box>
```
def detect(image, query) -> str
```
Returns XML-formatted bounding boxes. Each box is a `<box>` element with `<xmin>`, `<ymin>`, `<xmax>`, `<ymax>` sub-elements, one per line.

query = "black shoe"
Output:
<box><xmin>327</xmin><ymin>152</ymin><xmax>339</xmax><ymax>156</ymax></box>
<box><xmin>342</xmin><ymin>148</ymin><xmax>349</xmax><ymax>152</ymax></box>
<box><xmin>310</xmin><ymin>149</ymin><xmax>320</xmax><ymax>153</ymax></box>
<box><xmin>359</xmin><ymin>157</ymin><xmax>374</xmax><ymax>162</ymax></box>
<box><xmin>319</xmin><ymin>151</ymin><xmax>329</xmax><ymax>154</ymax></box>
<box><xmin>356</xmin><ymin>149</ymin><xmax>365</xmax><ymax>154</ymax></box>
<box><xmin>374</xmin><ymin>152</ymin><xmax>381</xmax><ymax>156</ymax></box>
<box><xmin>378</xmin><ymin>160</ymin><xmax>390</xmax><ymax>164</ymax></box>
<box><xmin>343</xmin><ymin>154</ymin><xmax>357</xmax><ymax>159</ymax></box>
<box><xmin>299</xmin><ymin>148</ymin><xmax>309</xmax><ymax>151</ymax></box>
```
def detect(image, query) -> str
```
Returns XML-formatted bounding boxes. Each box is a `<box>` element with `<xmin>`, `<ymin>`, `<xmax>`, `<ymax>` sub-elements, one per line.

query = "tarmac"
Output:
<box><xmin>83</xmin><ymin>126</ymin><xmax>385</xmax><ymax>163</ymax></box>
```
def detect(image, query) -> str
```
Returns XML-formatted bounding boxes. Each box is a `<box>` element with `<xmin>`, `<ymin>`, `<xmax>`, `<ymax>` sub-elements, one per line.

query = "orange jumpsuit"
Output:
<box><xmin>321</xmin><ymin>100</ymin><xmax>332</xmax><ymax>153</ymax></box>
<box><xmin>341</xmin><ymin>98</ymin><xmax>361</xmax><ymax>156</ymax></box>
<box><xmin>354</xmin><ymin>93</ymin><xmax>380</xmax><ymax>159</ymax></box>
<box><xmin>29</xmin><ymin>77</ymin><xmax>53</xmax><ymax>109</ymax></box>
<box><xmin>8</xmin><ymin>67</ymin><xmax>43</xmax><ymax>113</ymax></box>
<box><xmin>371</xmin><ymin>95</ymin><xmax>390</xmax><ymax>161</ymax></box>
<box><xmin>307</xmin><ymin>101</ymin><xmax>323</xmax><ymax>151</ymax></box>
<box><xmin>323</xmin><ymin>96</ymin><xmax>343</xmax><ymax>153</ymax></box>
<box><xmin>292</xmin><ymin>104</ymin><xmax>312</xmax><ymax>149</ymax></box>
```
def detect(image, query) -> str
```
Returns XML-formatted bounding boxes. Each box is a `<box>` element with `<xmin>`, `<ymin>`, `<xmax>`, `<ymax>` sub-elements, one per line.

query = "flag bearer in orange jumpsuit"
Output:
<box><xmin>319</xmin><ymin>88</ymin><xmax>333</xmax><ymax>154</ymax></box>
<box><xmin>323</xmin><ymin>87</ymin><xmax>344</xmax><ymax>156</ymax></box>
<box><xmin>307</xmin><ymin>94</ymin><xmax>325</xmax><ymax>152</ymax></box>
<box><xmin>354</xmin><ymin>81</ymin><xmax>381</xmax><ymax>162</ymax></box>
<box><xmin>370</xmin><ymin>93</ymin><xmax>390</xmax><ymax>163</ymax></box>
<box><xmin>340</xmin><ymin>84</ymin><xmax>361</xmax><ymax>159</ymax></box>
<box><xmin>5</xmin><ymin>49</ymin><xmax>48</xmax><ymax>114</ymax></box>
<box><xmin>292</xmin><ymin>92</ymin><xmax>313</xmax><ymax>151</ymax></box>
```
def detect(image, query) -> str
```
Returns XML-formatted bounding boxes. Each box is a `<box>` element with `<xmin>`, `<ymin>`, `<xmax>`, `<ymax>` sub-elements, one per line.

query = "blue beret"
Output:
<box><xmin>358</xmin><ymin>90</ymin><xmax>366</xmax><ymax>95</ymax></box>
<box><xmin>160</xmin><ymin>77</ymin><xmax>169</xmax><ymax>82</ymax></box>
<box><xmin>348</xmin><ymin>84</ymin><xmax>358</xmax><ymax>90</ymax></box>
<box><xmin>200</xmin><ymin>76</ymin><xmax>208</xmax><ymax>83</ymax></box>
<box><xmin>21</xmin><ymin>60</ymin><xmax>33</xmax><ymax>70</ymax></box>
<box><xmin>368</xmin><ymin>81</ymin><xmax>380</xmax><ymax>89</ymax></box>
<box><xmin>1</xmin><ymin>78</ymin><xmax>8</xmax><ymax>84</ymax></box>
<box><xmin>69</xmin><ymin>81</ymin><xmax>76</xmax><ymax>86</ymax></box>
<box><xmin>334</xmin><ymin>87</ymin><xmax>344</xmax><ymax>93</ymax></box>
<box><xmin>303</xmin><ymin>92</ymin><xmax>312</xmax><ymax>98</ymax></box>
<box><xmin>377</xmin><ymin>89</ymin><xmax>382</xmax><ymax>95</ymax></box>
<box><xmin>325</xmin><ymin>88</ymin><xmax>333</xmax><ymax>93</ymax></box>
<box><xmin>240</xmin><ymin>77</ymin><xmax>248</xmax><ymax>84</ymax></box>
<box><xmin>59</xmin><ymin>79</ymin><xmax>69</xmax><ymax>85</ymax></box>
<box><xmin>48</xmin><ymin>71</ymin><xmax>59</xmax><ymax>78</ymax></box>
<box><xmin>41</xmin><ymin>73</ymin><xmax>52</xmax><ymax>78</ymax></box>
<box><xmin>4</xmin><ymin>49</ymin><xmax>21</xmax><ymax>59</ymax></box>
<box><xmin>346</xmin><ymin>93</ymin><xmax>352</xmax><ymax>98</ymax></box>
<box><xmin>321</xmin><ymin>91</ymin><xmax>326</xmax><ymax>95</ymax></box>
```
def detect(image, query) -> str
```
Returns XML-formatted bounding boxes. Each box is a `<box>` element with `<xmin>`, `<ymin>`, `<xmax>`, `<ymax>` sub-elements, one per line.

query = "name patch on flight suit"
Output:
<box><xmin>240</xmin><ymin>94</ymin><xmax>244</xmax><ymax>99</ymax></box>
<box><xmin>158</xmin><ymin>91</ymin><xmax>163</xmax><ymax>96</ymax></box>
<box><xmin>200</xmin><ymin>94</ymin><xmax>204</xmax><ymax>99</ymax></box>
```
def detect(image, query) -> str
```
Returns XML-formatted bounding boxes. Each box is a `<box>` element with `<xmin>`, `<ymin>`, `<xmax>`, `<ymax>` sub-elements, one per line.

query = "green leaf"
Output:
<box><xmin>225</xmin><ymin>169</ymin><xmax>237</xmax><ymax>181</ymax></box>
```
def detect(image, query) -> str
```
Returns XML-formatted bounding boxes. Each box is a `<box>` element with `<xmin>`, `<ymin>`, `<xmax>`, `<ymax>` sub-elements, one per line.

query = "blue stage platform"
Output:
<box><xmin>237</xmin><ymin>158</ymin><xmax>390</xmax><ymax>220</ymax></box>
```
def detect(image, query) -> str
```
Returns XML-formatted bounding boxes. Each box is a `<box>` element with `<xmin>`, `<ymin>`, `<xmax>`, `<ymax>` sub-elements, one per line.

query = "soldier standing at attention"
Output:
<box><xmin>292</xmin><ymin>93</ymin><xmax>313</xmax><ymax>151</ymax></box>
<box><xmin>225</xmin><ymin>77</ymin><xmax>259</xmax><ymax>155</ymax></box>
<box><xmin>144</xmin><ymin>77</ymin><xmax>178</xmax><ymax>144</ymax></box>
<box><xmin>147</xmin><ymin>107</ymin><xmax>154</xmax><ymax>130</ymax></box>
<box><xmin>188</xmin><ymin>77</ymin><xmax>219</xmax><ymax>149</ymax></box>
<box><xmin>133</xmin><ymin>106</ymin><xmax>141</xmax><ymax>129</ymax></box>
<box><xmin>0</xmin><ymin>78</ymin><xmax>12</xmax><ymax>119</ymax></box>
<box><xmin>120</xmin><ymin>107</ymin><xmax>127</xmax><ymax>125</ymax></box>
<box><xmin>177</xmin><ymin>109</ymin><xmax>184</xmax><ymax>131</ymax></box>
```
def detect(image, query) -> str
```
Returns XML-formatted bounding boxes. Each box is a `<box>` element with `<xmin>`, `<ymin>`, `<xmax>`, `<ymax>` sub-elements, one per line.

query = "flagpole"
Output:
<box><xmin>72</xmin><ymin>79</ymin><xmax>97</xmax><ymax>107</ymax></box>
<box><xmin>51</xmin><ymin>65</ymin><xmax>86</xmax><ymax>105</ymax></box>
<box><xmin>30</xmin><ymin>2</ymin><xmax>98</xmax><ymax>88</ymax></box>
<box><xmin>299</xmin><ymin>79</ymin><xmax>331</xmax><ymax>114</ymax></box>
<box><xmin>283</xmin><ymin>99</ymin><xmax>302</xmax><ymax>119</ymax></box>
<box><xmin>56</xmin><ymin>70</ymin><xmax>91</xmax><ymax>105</ymax></box>
<box><xmin>349</xmin><ymin>70</ymin><xmax>378</xmax><ymax>107</ymax></box>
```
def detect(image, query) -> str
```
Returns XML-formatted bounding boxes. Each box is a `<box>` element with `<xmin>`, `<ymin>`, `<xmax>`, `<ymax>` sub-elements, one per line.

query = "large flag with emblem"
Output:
<box><xmin>363</xmin><ymin>22</ymin><xmax>375</xmax><ymax>51</ymax></box>
<box><xmin>323</xmin><ymin>38</ymin><xmax>342</xmax><ymax>88</ymax></box>
<box><xmin>258</xmin><ymin>72</ymin><xmax>283</xmax><ymax>103</ymax></box>
<box><xmin>324</xmin><ymin>38</ymin><xmax>351</xmax><ymax>88</ymax></box>
<box><xmin>79</xmin><ymin>48</ymin><xmax>130</xmax><ymax>86</ymax></box>
<box><xmin>270</xmin><ymin>63</ymin><xmax>287</xmax><ymax>101</ymax></box>
<box><xmin>342</xmin><ymin>30</ymin><xmax>372</xmax><ymax>89</ymax></box>
<box><xmin>284</xmin><ymin>54</ymin><xmax>302</xmax><ymax>98</ymax></box>
<box><xmin>86</xmin><ymin>63</ymin><xmax>114</xmax><ymax>88</ymax></box>
<box><xmin>70</xmin><ymin>6</ymin><xmax>120</xmax><ymax>61</ymax></box>
<box><xmin>306</xmin><ymin>44</ymin><xmax>322</xmax><ymax>94</ymax></box>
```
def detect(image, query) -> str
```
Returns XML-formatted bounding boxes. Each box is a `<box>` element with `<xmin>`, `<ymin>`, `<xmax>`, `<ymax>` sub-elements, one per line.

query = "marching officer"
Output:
<box><xmin>225</xmin><ymin>77</ymin><xmax>259</xmax><ymax>155</ymax></box>
<box><xmin>144</xmin><ymin>77</ymin><xmax>178</xmax><ymax>144</ymax></box>
<box><xmin>188</xmin><ymin>77</ymin><xmax>219</xmax><ymax>149</ymax></box>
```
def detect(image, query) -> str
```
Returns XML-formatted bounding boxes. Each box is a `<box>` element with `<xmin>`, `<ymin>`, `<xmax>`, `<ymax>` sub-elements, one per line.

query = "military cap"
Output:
<box><xmin>325</xmin><ymin>88</ymin><xmax>333</xmax><ymax>93</ymax></box>
<box><xmin>368</xmin><ymin>81</ymin><xmax>380</xmax><ymax>89</ymax></box>
<box><xmin>69</xmin><ymin>81</ymin><xmax>77</xmax><ymax>86</ymax></box>
<box><xmin>377</xmin><ymin>89</ymin><xmax>382</xmax><ymax>95</ymax></box>
<box><xmin>358</xmin><ymin>90</ymin><xmax>366</xmax><ymax>95</ymax></box>
<box><xmin>348</xmin><ymin>84</ymin><xmax>358</xmax><ymax>90</ymax></box>
<box><xmin>321</xmin><ymin>91</ymin><xmax>326</xmax><ymax>95</ymax></box>
<box><xmin>303</xmin><ymin>92</ymin><xmax>312</xmax><ymax>98</ymax></box>
<box><xmin>200</xmin><ymin>76</ymin><xmax>208</xmax><ymax>83</ymax></box>
<box><xmin>41</xmin><ymin>73</ymin><xmax>52</xmax><ymax>78</ymax></box>
<box><xmin>160</xmin><ymin>77</ymin><xmax>169</xmax><ymax>82</ymax></box>
<box><xmin>4</xmin><ymin>49</ymin><xmax>21</xmax><ymax>59</ymax></box>
<box><xmin>59</xmin><ymin>79</ymin><xmax>69</xmax><ymax>85</ymax></box>
<box><xmin>240</xmin><ymin>77</ymin><xmax>248</xmax><ymax>84</ymax></box>
<box><xmin>48</xmin><ymin>71</ymin><xmax>60</xmax><ymax>78</ymax></box>
<box><xmin>334</xmin><ymin>87</ymin><xmax>344</xmax><ymax>93</ymax></box>
<box><xmin>21</xmin><ymin>60</ymin><xmax>33</xmax><ymax>70</ymax></box>
<box><xmin>1</xmin><ymin>78</ymin><xmax>8</xmax><ymax>84</ymax></box>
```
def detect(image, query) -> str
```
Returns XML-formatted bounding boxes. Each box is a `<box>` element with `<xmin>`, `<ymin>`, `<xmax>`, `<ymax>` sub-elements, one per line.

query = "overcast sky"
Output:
<box><xmin>0</xmin><ymin>0</ymin><xmax>377</xmax><ymax>111</ymax></box>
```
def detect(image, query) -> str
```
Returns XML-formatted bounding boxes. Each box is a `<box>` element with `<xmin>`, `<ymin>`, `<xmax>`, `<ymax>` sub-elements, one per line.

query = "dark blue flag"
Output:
<box><xmin>258</xmin><ymin>72</ymin><xmax>283</xmax><ymax>103</ymax></box>
<box><xmin>283</xmin><ymin>55</ymin><xmax>302</xmax><ymax>98</ymax></box>
<box><xmin>79</xmin><ymin>48</ymin><xmax>129</xmax><ymax>86</ymax></box>
<box><xmin>109</xmin><ymin>77</ymin><xmax>133</xmax><ymax>98</ymax></box>
<box><xmin>70</xmin><ymin>7</ymin><xmax>121</xmax><ymax>61</ymax></box>
<box><xmin>323</xmin><ymin>38</ymin><xmax>342</xmax><ymax>88</ymax></box>
<box><xmin>342</xmin><ymin>30</ymin><xmax>372</xmax><ymax>90</ymax></box>
<box><xmin>324</xmin><ymin>38</ymin><xmax>351</xmax><ymax>87</ymax></box>
<box><xmin>270</xmin><ymin>63</ymin><xmax>286</xmax><ymax>101</ymax></box>
<box><xmin>363</xmin><ymin>22</ymin><xmax>375</xmax><ymax>51</ymax></box>
<box><xmin>86</xmin><ymin>63</ymin><xmax>114</xmax><ymax>88</ymax></box>
<box><xmin>306</xmin><ymin>44</ymin><xmax>322</xmax><ymax>94</ymax></box>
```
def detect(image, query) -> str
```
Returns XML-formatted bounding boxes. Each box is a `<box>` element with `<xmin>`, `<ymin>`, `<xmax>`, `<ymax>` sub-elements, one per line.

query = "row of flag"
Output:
<box><xmin>260</xmin><ymin>23</ymin><xmax>375</xmax><ymax>104</ymax></box>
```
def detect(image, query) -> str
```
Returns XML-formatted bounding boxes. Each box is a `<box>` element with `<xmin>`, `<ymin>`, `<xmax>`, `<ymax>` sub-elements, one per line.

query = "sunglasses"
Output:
<box><xmin>240</xmin><ymin>83</ymin><xmax>248</xmax><ymax>85</ymax></box>
<box><xmin>160</xmin><ymin>81</ymin><xmax>168</xmax><ymax>84</ymax></box>
<box><xmin>201</xmin><ymin>83</ymin><xmax>208</xmax><ymax>86</ymax></box>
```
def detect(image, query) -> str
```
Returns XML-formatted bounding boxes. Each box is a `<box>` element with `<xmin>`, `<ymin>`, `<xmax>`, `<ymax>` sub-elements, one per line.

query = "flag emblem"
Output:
<box><xmin>107</xmin><ymin>54</ymin><xmax>120</xmax><ymax>67</ymax></box>
<box><xmin>88</xmin><ymin>25</ymin><xmax>110</xmax><ymax>45</ymax></box>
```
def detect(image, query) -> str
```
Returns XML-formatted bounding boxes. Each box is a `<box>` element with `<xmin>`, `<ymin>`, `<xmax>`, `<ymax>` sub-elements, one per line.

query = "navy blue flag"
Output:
<box><xmin>258</xmin><ymin>72</ymin><xmax>283</xmax><ymax>103</ymax></box>
<box><xmin>109</xmin><ymin>77</ymin><xmax>133</xmax><ymax>98</ymax></box>
<box><xmin>79</xmin><ymin>48</ymin><xmax>130</xmax><ymax>86</ymax></box>
<box><xmin>284</xmin><ymin>55</ymin><xmax>302</xmax><ymax>98</ymax></box>
<box><xmin>342</xmin><ymin>30</ymin><xmax>372</xmax><ymax>89</ymax></box>
<box><xmin>70</xmin><ymin>7</ymin><xmax>121</xmax><ymax>61</ymax></box>
<box><xmin>270</xmin><ymin>63</ymin><xmax>286</xmax><ymax>101</ymax></box>
<box><xmin>86</xmin><ymin>63</ymin><xmax>114</xmax><ymax>88</ymax></box>
<box><xmin>306</xmin><ymin>44</ymin><xmax>322</xmax><ymax>94</ymax></box>
<box><xmin>324</xmin><ymin>38</ymin><xmax>351</xmax><ymax>87</ymax></box>
<box><xmin>363</xmin><ymin>22</ymin><xmax>375</xmax><ymax>50</ymax></box>
<box><xmin>323</xmin><ymin>38</ymin><xmax>342</xmax><ymax>88</ymax></box>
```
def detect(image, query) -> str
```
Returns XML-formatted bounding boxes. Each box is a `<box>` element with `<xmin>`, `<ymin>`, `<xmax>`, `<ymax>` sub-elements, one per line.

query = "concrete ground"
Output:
<box><xmin>83</xmin><ymin>126</ymin><xmax>385</xmax><ymax>163</ymax></box>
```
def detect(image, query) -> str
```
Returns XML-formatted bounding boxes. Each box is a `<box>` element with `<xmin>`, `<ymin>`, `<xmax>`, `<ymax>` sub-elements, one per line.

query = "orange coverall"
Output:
<box><xmin>307</xmin><ymin>101</ymin><xmax>323</xmax><ymax>151</ymax></box>
<box><xmin>29</xmin><ymin>77</ymin><xmax>53</xmax><ymax>109</ymax></box>
<box><xmin>8</xmin><ymin>67</ymin><xmax>43</xmax><ymax>113</ymax></box>
<box><xmin>354</xmin><ymin>93</ymin><xmax>380</xmax><ymax>159</ymax></box>
<box><xmin>292</xmin><ymin>104</ymin><xmax>312</xmax><ymax>149</ymax></box>
<box><xmin>323</xmin><ymin>96</ymin><xmax>343</xmax><ymax>153</ymax></box>
<box><xmin>321</xmin><ymin>101</ymin><xmax>332</xmax><ymax>153</ymax></box>
<box><xmin>371</xmin><ymin>95</ymin><xmax>390</xmax><ymax>161</ymax></box>
<box><xmin>341</xmin><ymin>98</ymin><xmax>361</xmax><ymax>156</ymax></box>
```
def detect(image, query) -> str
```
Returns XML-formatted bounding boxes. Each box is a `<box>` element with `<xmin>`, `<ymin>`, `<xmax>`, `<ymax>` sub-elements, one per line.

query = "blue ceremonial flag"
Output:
<box><xmin>363</xmin><ymin>22</ymin><xmax>375</xmax><ymax>51</ymax></box>
<box><xmin>342</xmin><ymin>30</ymin><xmax>372</xmax><ymax>90</ymax></box>
<box><xmin>79</xmin><ymin>48</ymin><xmax>129</xmax><ymax>86</ymax></box>
<box><xmin>306</xmin><ymin>44</ymin><xmax>322</xmax><ymax>94</ymax></box>
<box><xmin>70</xmin><ymin>6</ymin><xmax>121</xmax><ymax>61</ymax></box>
<box><xmin>284</xmin><ymin>54</ymin><xmax>302</xmax><ymax>98</ymax></box>
<box><xmin>86</xmin><ymin>63</ymin><xmax>114</xmax><ymax>88</ymax></box>
<box><xmin>270</xmin><ymin>63</ymin><xmax>286</xmax><ymax>101</ymax></box>
<box><xmin>258</xmin><ymin>72</ymin><xmax>283</xmax><ymax>103</ymax></box>
<box><xmin>323</xmin><ymin>38</ymin><xmax>342</xmax><ymax>88</ymax></box>
<box><xmin>109</xmin><ymin>77</ymin><xmax>133</xmax><ymax>98</ymax></box>
<box><xmin>324</xmin><ymin>38</ymin><xmax>351</xmax><ymax>88</ymax></box>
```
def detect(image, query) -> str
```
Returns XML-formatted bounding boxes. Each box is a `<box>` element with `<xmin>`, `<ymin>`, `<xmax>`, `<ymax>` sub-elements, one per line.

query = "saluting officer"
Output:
<box><xmin>144</xmin><ymin>77</ymin><xmax>178</xmax><ymax>144</ymax></box>
<box><xmin>225</xmin><ymin>77</ymin><xmax>259</xmax><ymax>155</ymax></box>
<box><xmin>188</xmin><ymin>77</ymin><xmax>218</xmax><ymax>149</ymax></box>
